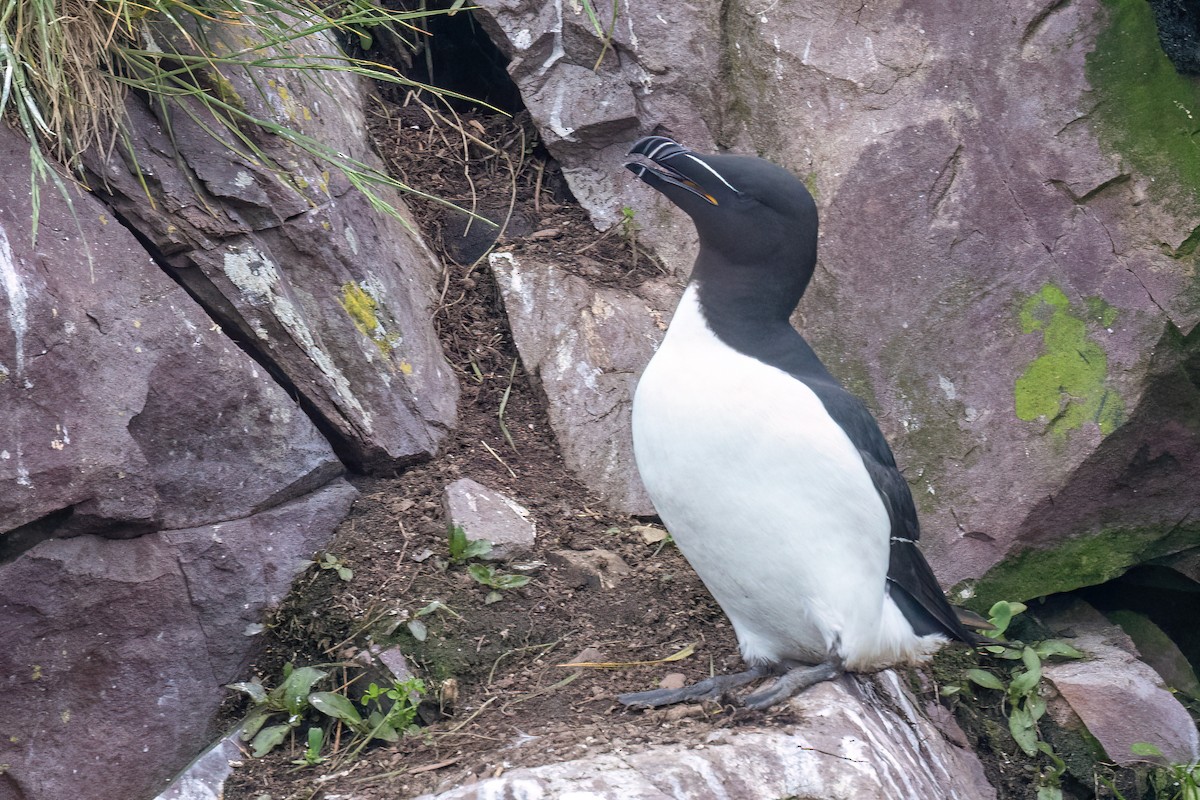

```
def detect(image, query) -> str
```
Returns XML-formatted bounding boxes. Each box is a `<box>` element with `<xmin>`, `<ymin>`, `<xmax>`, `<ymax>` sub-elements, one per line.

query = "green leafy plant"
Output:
<box><xmin>310</xmin><ymin>676</ymin><xmax>424</xmax><ymax>759</ymax></box>
<box><xmin>1130</xmin><ymin>743</ymin><xmax>1200</xmax><ymax>800</ymax></box>
<box><xmin>447</xmin><ymin>524</ymin><xmax>492</xmax><ymax>564</ymax></box>
<box><xmin>291</xmin><ymin>726</ymin><xmax>326</xmax><ymax>767</ymax></box>
<box><xmin>941</xmin><ymin>601</ymin><xmax>1085</xmax><ymax>799</ymax></box>
<box><xmin>314</xmin><ymin>552</ymin><xmax>353</xmax><ymax>581</ymax></box>
<box><xmin>467</xmin><ymin>563</ymin><xmax>531</xmax><ymax>591</ymax></box>
<box><xmin>227</xmin><ymin>663</ymin><xmax>328</xmax><ymax>757</ymax></box>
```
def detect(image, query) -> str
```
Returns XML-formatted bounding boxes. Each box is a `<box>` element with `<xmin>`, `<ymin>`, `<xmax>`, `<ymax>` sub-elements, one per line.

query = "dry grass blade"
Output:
<box><xmin>555</xmin><ymin>642</ymin><xmax>697</xmax><ymax>669</ymax></box>
<box><xmin>0</xmin><ymin>0</ymin><xmax>498</xmax><ymax>241</ymax></box>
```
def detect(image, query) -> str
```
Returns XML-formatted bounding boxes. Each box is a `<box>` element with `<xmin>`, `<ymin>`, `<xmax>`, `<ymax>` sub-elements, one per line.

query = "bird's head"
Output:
<box><xmin>625</xmin><ymin>135</ymin><xmax>818</xmax><ymax>272</ymax></box>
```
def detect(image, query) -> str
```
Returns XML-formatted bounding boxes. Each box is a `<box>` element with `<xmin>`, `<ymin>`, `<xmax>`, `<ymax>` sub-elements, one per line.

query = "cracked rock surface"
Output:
<box><xmin>476</xmin><ymin>0</ymin><xmax>1200</xmax><ymax>597</ymax></box>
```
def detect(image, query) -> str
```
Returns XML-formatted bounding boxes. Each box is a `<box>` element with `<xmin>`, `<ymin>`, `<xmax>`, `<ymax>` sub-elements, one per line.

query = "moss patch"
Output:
<box><xmin>956</xmin><ymin>523</ymin><xmax>1200</xmax><ymax>611</ymax></box>
<box><xmin>1087</xmin><ymin>0</ymin><xmax>1200</xmax><ymax>208</ymax></box>
<box><xmin>1014</xmin><ymin>284</ymin><xmax>1125</xmax><ymax>436</ymax></box>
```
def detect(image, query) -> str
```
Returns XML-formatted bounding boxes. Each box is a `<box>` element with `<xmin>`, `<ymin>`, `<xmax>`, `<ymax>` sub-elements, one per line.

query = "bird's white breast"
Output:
<box><xmin>633</xmin><ymin>285</ymin><xmax>935</xmax><ymax>669</ymax></box>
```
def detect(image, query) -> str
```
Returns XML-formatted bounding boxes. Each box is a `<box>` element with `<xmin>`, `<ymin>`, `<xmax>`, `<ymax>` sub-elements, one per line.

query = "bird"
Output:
<box><xmin>620</xmin><ymin>135</ymin><xmax>981</xmax><ymax>710</ymax></box>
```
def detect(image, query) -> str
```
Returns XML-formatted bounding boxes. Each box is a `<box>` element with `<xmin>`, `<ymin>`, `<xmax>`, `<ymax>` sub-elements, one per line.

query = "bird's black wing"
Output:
<box><xmin>804</xmin><ymin>378</ymin><xmax>975</xmax><ymax>643</ymax></box>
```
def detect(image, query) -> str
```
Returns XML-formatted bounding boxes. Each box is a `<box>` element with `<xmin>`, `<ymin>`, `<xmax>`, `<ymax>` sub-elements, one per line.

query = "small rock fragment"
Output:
<box><xmin>442</xmin><ymin>478</ymin><xmax>536</xmax><ymax>561</ymax></box>
<box><xmin>658</xmin><ymin>673</ymin><xmax>687</xmax><ymax>690</ymax></box>
<box><xmin>548</xmin><ymin>549</ymin><xmax>631</xmax><ymax>590</ymax></box>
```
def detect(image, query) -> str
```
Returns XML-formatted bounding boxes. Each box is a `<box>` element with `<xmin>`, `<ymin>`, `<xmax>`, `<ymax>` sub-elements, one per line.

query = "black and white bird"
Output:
<box><xmin>620</xmin><ymin>135</ymin><xmax>980</xmax><ymax>710</ymax></box>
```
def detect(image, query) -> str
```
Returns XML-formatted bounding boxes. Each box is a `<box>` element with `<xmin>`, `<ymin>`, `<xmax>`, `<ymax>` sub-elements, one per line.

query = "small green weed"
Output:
<box><xmin>228</xmin><ymin>666</ymin><xmax>426</xmax><ymax>762</ymax></box>
<box><xmin>447</xmin><ymin>524</ymin><xmax>492</xmax><ymax>564</ymax></box>
<box><xmin>467</xmin><ymin>563</ymin><xmax>531</xmax><ymax>604</ymax></box>
<box><xmin>291</xmin><ymin>727</ymin><xmax>326</xmax><ymax>767</ymax></box>
<box><xmin>228</xmin><ymin>663</ymin><xmax>328</xmax><ymax>757</ymax></box>
<box><xmin>315</xmin><ymin>552</ymin><xmax>353</xmax><ymax>582</ymax></box>
<box><xmin>1126</xmin><ymin>743</ymin><xmax>1200</xmax><ymax>800</ymax></box>
<box><xmin>310</xmin><ymin>676</ymin><xmax>424</xmax><ymax>757</ymax></box>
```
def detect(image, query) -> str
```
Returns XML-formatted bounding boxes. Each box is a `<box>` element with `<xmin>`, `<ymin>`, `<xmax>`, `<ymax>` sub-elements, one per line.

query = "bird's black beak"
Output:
<box><xmin>625</xmin><ymin>135</ymin><xmax>739</xmax><ymax>207</ymax></box>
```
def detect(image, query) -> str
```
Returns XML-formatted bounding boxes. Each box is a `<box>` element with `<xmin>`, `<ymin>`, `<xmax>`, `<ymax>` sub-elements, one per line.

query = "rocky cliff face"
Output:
<box><xmin>0</xmin><ymin>21</ymin><xmax>459</xmax><ymax>800</ymax></box>
<box><xmin>475</xmin><ymin>0</ymin><xmax>1200</xmax><ymax>606</ymax></box>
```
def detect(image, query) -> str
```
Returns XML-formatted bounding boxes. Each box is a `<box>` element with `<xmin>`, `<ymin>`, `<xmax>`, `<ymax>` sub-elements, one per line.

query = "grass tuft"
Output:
<box><xmin>0</xmin><ymin>0</ymin><xmax>496</xmax><ymax>239</ymax></box>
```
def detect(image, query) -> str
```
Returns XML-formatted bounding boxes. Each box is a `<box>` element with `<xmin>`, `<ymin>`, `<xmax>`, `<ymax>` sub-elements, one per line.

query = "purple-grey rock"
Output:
<box><xmin>0</xmin><ymin>479</ymin><xmax>358</xmax><ymax>800</ymax></box>
<box><xmin>413</xmin><ymin>671</ymin><xmax>995</xmax><ymax>800</ymax></box>
<box><xmin>1041</xmin><ymin>601</ymin><xmax>1200</xmax><ymax>765</ymax></box>
<box><xmin>489</xmin><ymin>251</ymin><xmax>666</xmax><ymax>514</ymax></box>
<box><xmin>1108</xmin><ymin>609</ymin><xmax>1200</xmax><ymax>700</ymax></box>
<box><xmin>85</xmin><ymin>21</ymin><xmax>458</xmax><ymax>472</ymax></box>
<box><xmin>0</xmin><ymin>124</ymin><xmax>339</xmax><ymax>547</ymax></box>
<box><xmin>442</xmin><ymin>477</ymin><xmax>536</xmax><ymax>561</ymax></box>
<box><xmin>475</xmin><ymin>0</ymin><xmax>1200</xmax><ymax>602</ymax></box>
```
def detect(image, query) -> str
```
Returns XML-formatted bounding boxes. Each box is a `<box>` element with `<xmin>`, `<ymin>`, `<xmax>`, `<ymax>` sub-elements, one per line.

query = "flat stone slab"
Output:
<box><xmin>411</xmin><ymin>671</ymin><xmax>996</xmax><ymax>800</ymax></box>
<box><xmin>442</xmin><ymin>477</ymin><xmax>536</xmax><ymax>561</ymax></box>
<box><xmin>1042</xmin><ymin>601</ymin><xmax>1200</xmax><ymax>765</ymax></box>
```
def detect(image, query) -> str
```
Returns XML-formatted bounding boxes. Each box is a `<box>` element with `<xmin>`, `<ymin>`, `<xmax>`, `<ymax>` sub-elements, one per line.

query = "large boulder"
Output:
<box><xmin>489</xmin><ymin>251</ymin><xmax>669</xmax><ymax>513</ymax></box>
<box><xmin>0</xmin><ymin>121</ymin><xmax>356</xmax><ymax>800</ymax></box>
<box><xmin>474</xmin><ymin>0</ymin><xmax>1200</xmax><ymax>606</ymax></box>
<box><xmin>87</xmin><ymin>19</ymin><xmax>458</xmax><ymax>471</ymax></box>
<box><xmin>0</xmin><ymin>481</ymin><xmax>358</xmax><ymax>800</ymax></box>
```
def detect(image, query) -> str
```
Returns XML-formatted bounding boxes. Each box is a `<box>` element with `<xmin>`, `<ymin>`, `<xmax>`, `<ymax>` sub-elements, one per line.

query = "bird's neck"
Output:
<box><xmin>691</xmin><ymin>251</ymin><xmax>810</xmax><ymax>328</ymax></box>
<box><xmin>689</xmin><ymin>253</ymin><xmax>831</xmax><ymax>381</ymax></box>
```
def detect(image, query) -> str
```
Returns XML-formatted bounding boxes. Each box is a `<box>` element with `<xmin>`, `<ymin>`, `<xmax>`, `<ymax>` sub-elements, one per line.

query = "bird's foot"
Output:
<box><xmin>741</xmin><ymin>660</ymin><xmax>841</xmax><ymax>710</ymax></box>
<box><xmin>618</xmin><ymin>665</ymin><xmax>771</xmax><ymax>709</ymax></box>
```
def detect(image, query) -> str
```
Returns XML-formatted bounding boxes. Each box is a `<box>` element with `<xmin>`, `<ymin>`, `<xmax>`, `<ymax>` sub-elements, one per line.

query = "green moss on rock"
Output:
<box><xmin>1014</xmin><ymin>284</ymin><xmax>1125</xmax><ymax>436</ymax></box>
<box><xmin>1086</xmin><ymin>0</ymin><xmax>1200</xmax><ymax>208</ymax></box>
<box><xmin>956</xmin><ymin>523</ymin><xmax>1200</xmax><ymax>611</ymax></box>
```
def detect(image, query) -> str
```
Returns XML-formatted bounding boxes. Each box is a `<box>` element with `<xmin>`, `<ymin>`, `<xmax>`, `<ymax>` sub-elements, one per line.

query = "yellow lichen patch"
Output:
<box><xmin>340</xmin><ymin>282</ymin><xmax>396</xmax><ymax>360</ymax></box>
<box><xmin>399</xmin><ymin>361</ymin><xmax>413</xmax><ymax>375</ymax></box>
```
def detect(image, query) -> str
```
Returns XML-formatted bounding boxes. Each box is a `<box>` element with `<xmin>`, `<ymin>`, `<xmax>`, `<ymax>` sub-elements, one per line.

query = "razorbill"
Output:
<box><xmin>620</xmin><ymin>135</ymin><xmax>979</xmax><ymax>710</ymax></box>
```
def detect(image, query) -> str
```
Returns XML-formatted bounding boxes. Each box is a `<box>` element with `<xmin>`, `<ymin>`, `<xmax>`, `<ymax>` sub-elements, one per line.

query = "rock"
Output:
<box><xmin>0</xmin><ymin>109</ymin><xmax>361</xmax><ymax>800</ymax></box>
<box><xmin>1040</xmin><ymin>601</ymin><xmax>1200</xmax><ymax>765</ymax></box>
<box><xmin>153</xmin><ymin>725</ymin><xmax>245</xmax><ymax>800</ymax></box>
<box><xmin>414</xmin><ymin>671</ymin><xmax>996</xmax><ymax>800</ymax></box>
<box><xmin>0</xmin><ymin>126</ymin><xmax>341</xmax><ymax>547</ymax></box>
<box><xmin>548</xmin><ymin>548</ymin><xmax>631</xmax><ymax>590</ymax></box>
<box><xmin>85</xmin><ymin>18</ymin><xmax>458</xmax><ymax>472</ymax></box>
<box><xmin>442</xmin><ymin>477</ymin><xmax>536</xmax><ymax>560</ymax></box>
<box><xmin>1108</xmin><ymin>609</ymin><xmax>1200</xmax><ymax>700</ymax></box>
<box><xmin>0</xmin><ymin>480</ymin><xmax>358</xmax><ymax>800</ymax></box>
<box><xmin>475</xmin><ymin>0</ymin><xmax>1200</xmax><ymax>604</ymax></box>
<box><xmin>490</xmin><ymin>250</ymin><xmax>663</xmax><ymax>514</ymax></box>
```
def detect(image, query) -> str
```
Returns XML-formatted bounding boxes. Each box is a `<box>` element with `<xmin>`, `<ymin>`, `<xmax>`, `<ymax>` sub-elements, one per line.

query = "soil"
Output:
<box><xmin>220</xmin><ymin>94</ymin><xmax>1142</xmax><ymax>800</ymax></box>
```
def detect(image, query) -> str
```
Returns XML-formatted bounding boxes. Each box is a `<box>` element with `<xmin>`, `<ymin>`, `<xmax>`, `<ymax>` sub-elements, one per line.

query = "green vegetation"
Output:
<box><xmin>0</xmin><ymin>0</ymin><xmax>488</xmax><ymax>238</ymax></box>
<box><xmin>1086</xmin><ymin>0</ymin><xmax>1200</xmax><ymax>208</ymax></box>
<box><xmin>445</xmin><ymin>524</ymin><xmax>530</xmax><ymax>603</ymax></box>
<box><xmin>314</xmin><ymin>551</ymin><xmax>353</xmax><ymax>582</ymax></box>
<box><xmin>447</xmin><ymin>524</ymin><xmax>492</xmax><ymax>564</ymax></box>
<box><xmin>227</xmin><ymin>663</ymin><xmax>425</xmax><ymax>764</ymax></box>
<box><xmin>1014</xmin><ymin>284</ymin><xmax>1124</xmax><ymax>437</ymax></box>
<box><xmin>941</xmin><ymin>601</ymin><xmax>1085</xmax><ymax>800</ymax></box>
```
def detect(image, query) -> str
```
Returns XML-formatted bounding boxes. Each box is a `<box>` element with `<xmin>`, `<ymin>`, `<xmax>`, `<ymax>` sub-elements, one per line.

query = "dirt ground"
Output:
<box><xmin>220</xmin><ymin>94</ymin><xmax>1141</xmax><ymax>800</ymax></box>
